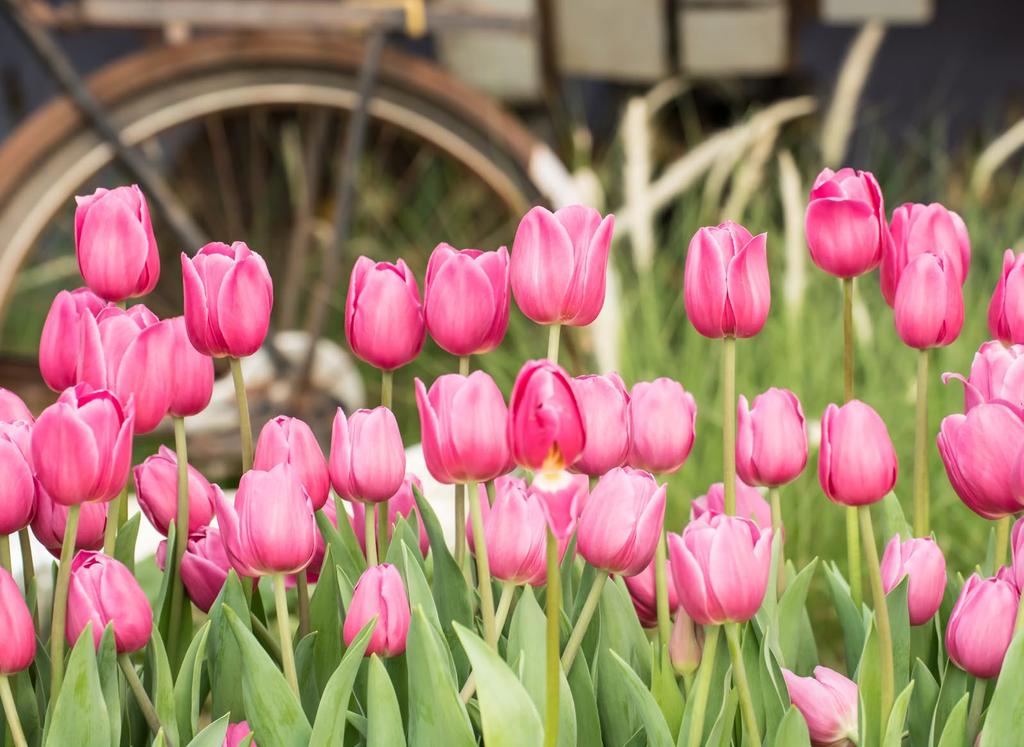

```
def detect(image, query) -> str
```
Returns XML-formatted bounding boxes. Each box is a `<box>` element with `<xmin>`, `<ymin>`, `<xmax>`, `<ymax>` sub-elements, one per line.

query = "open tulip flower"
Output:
<box><xmin>691</xmin><ymin>480</ymin><xmax>772</xmax><ymax>529</ymax></box>
<box><xmin>819</xmin><ymin>400</ymin><xmax>898</xmax><ymax>506</ymax></box>
<box><xmin>782</xmin><ymin>666</ymin><xmax>859</xmax><ymax>747</ymax></box>
<box><xmin>736</xmin><ymin>387</ymin><xmax>807</xmax><ymax>488</ymax></box>
<box><xmin>530</xmin><ymin>470</ymin><xmax>590</xmax><ymax>547</ymax></box>
<box><xmin>508</xmin><ymin>359</ymin><xmax>585</xmax><ymax>473</ymax></box>
<box><xmin>627</xmin><ymin>377</ymin><xmax>696</xmax><ymax>474</ymax></box>
<box><xmin>67</xmin><ymin>551</ymin><xmax>153</xmax><ymax>653</ymax></box>
<box><xmin>467</xmin><ymin>476</ymin><xmax>548</xmax><ymax>585</ymax></box>
<box><xmin>345</xmin><ymin>256</ymin><xmax>425</xmax><ymax>370</ymax></box>
<box><xmin>343</xmin><ymin>564</ymin><xmax>411</xmax><ymax>657</ymax></box>
<box><xmin>577</xmin><ymin>467</ymin><xmax>665</xmax><ymax>576</ymax></box>
<box><xmin>893</xmin><ymin>253</ymin><xmax>964</xmax><ymax>349</ymax></box>
<box><xmin>134</xmin><ymin>445</ymin><xmax>217</xmax><ymax>536</ymax></box>
<box><xmin>38</xmin><ymin>287</ymin><xmax>107</xmax><ymax>391</ymax></box>
<box><xmin>881</xmin><ymin>201</ymin><xmax>970</xmax><ymax>306</ymax></box>
<box><xmin>988</xmin><ymin>249</ymin><xmax>1024</xmax><ymax>345</ymax></box>
<box><xmin>946</xmin><ymin>569</ymin><xmax>1019</xmax><ymax>679</ymax></box>
<box><xmin>572</xmin><ymin>372</ymin><xmax>631</xmax><ymax>476</ymax></box>
<box><xmin>330</xmin><ymin>406</ymin><xmax>406</xmax><ymax>503</ymax></box>
<box><xmin>157</xmin><ymin>525</ymin><xmax>233</xmax><ymax>613</ymax></box>
<box><xmin>254</xmin><ymin>415</ymin><xmax>330</xmax><ymax>511</ymax></box>
<box><xmin>880</xmin><ymin>535</ymin><xmax>947</xmax><ymax>625</ymax></box>
<box><xmin>805</xmin><ymin>167</ymin><xmax>889</xmax><ymax>278</ymax></box>
<box><xmin>943</xmin><ymin>339</ymin><xmax>1024</xmax><ymax>412</ymax></box>
<box><xmin>31</xmin><ymin>480</ymin><xmax>107</xmax><ymax>557</ymax></box>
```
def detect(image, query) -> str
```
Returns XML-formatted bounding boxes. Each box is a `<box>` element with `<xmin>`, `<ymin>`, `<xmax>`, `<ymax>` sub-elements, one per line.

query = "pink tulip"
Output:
<box><xmin>989</xmin><ymin>250</ymin><xmax>1024</xmax><ymax>345</ymax></box>
<box><xmin>67</xmin><ymin>551</ymin><xmax>153</xmax><ymax>653</ymax></box>
<box><xmin>691</xmin><ymin>480</ymin><xmax>771</xmax><ymax>529</ymax></box>
<box><xmin>31</xmin><ymin>480</ymin><xmax>107</xmax><ymax>557</ymax></box>
<box><xmin>683</xmin><ymin>221</ymin><xmax>770</xmax><ymax>338</ymax></box>
<box><xmin>351</xmin><ymin>474</ymin><xmax>430</xmax><ymax>559</ymax></box>
<box><xmin>818</xmin><ymin>400</ymin><xmax>898</xmax><ymax>507</ymax></box>
<box><xmin>946</xmin><ymin>569</ymin><xmax>1019</xmax><ymax>679</ymax></box>
<box><xmin>345</xmin><ymin>256</ymin><xmax>424</xmax><ymax>370</ymax></box>
<box><xmin>577</xmin><ymin>467</ymin><xmax>665</xmax><ymax>576</ymax></box>
<box><xmin>157</xmin><ymin>525</ymin><xmax>233</xmax><ymax>613</ymax></box>
<box><xmin>467</xmin><ymin>476</ymin><xmax>547</xmax><ymax>585</ymax></box>
<box><xmin>668</xmin><ymin>512</ymin><xmax>772</xmax><ymax>625</ymax></box>
<box><xmin>736</xmin><ymin>388</ymin><xmax>807</xmax><ymax>487</ymax></box>
<box><xmin>75</xmin><ymin>185</ymin><xmax>160</xmax><ymax>302</ymax></box>
<box><xmin>1011</xmin><ymin>516</ymin><xmax>1024</xmax><ymax>592</ymax></box>
<box><xmin>508</xmin><ymin>360</ymin><xmax>585</xmax><ymax>473</ymax></box>
<box><xmin>329</xmin><ymin>407</ymin><xmax>406</xmax><ymax>503</ymax></box>
<box><xmin>892</xmin><ymin>253</ymin><xmax>963</xmax><ymax>349</ymax></box>
<box><xmin>529</xmin><ymin>470</ymin><xmax>590</xmax><ymax>545</ymax></box>
<box><xmin>942</xmin><ymin>340</ymin><xmax>1024</xmax><ymax>412</ymax></box>
<box><xmin>38</xmin><ymin>288</ymin><xmax>107</xmax><ymax>391</ymax></box>
<box><xmin>31</xmin><ymin>384</ymin><xmax>133</xmax><ymax>505</ymax></box>
<box><xmin>0</xmin><ymin>427</ymin><xmax>35</xmax><ymax>534</ymax></box>
<box><xmin>510</xmin><ymin>205</ymin><xmax>614</xmax><ymax>326</ymax></box>
<box><xmin>343</xmin><ymin>564</ymin><xmax>411</xmax><ymax>657</ymax></box>
<box><xmin>572</xmin><ymin>373</ymin><xmax>631</xmax><ymax>476</ymax></box>
<box><xmin>254</xmin><ymin>416</ymin><xmax>330</xmax><ymax>510</ymax></box>
<box><xmin>181</xmin><ymin>241</ymin><xmax>273</xmax><ymax>358</ymax></box>
<box><xmin>937</xmin><ymin>402</ymin><xmax>1024</xmax><ymax>519</ymax></box>
<box><xmin>215</xmin><ymin>464</ymin><xmax>317</xmax><ymax>576</ymax></box>
<box><xmin>0</xmin><ymin>568</ymin><xmax>35</xmax><ymax>674</ymax></box>
<box><xmin>782</xmin><ymin>666</ymin><xmax>859</xmax><ymax>747</ymax></box>
<box><xmin>627</xmin><ymin>378</ymin><xmax>697</xmax><ymax>475</ymax></box>
<box><xmin>223</xmin><ymin>722</ymin><xmax>256</xmax><ymax>747</ymax></box>
<box><xmin>881</xmin><ymin>202</ymin><xmax>970</xmax><ymax>306</ymax></box>
<box><xmin>805</xmin><ymin>167</ymin><xmax>889</xmax><ymax>278</ymax></box>
<box><xmin>133</xmin><ymin>446</ymin><xmax>216</xmax><ymax>536</ymax></box>
<box><xmin>415</xmin><ymin>372</ymin><xmax>511</xmax><ymax>484</ymax></box>
<box><xmin>624</xmin><ymin>555</ymin><xmax>679</xmax><ymax>628</ymax></box>
<box><xmin>424</xmin><ymin>244</ymin><xmax>509</xmax><ymax>356</ymax></box>
<box><xmin>0</xmin><ymin>388</ymin><xmax>33</xmax><ymax>423</ymax></box>
<box><xmin>880</xmin><ymin>535</ymin><xmax>947</xmax><ymax>625</ymax></box>
<box><xmin>166</xmin><ymin>316</ymin><xmax>214</xmax><ymax>417</ymax></box>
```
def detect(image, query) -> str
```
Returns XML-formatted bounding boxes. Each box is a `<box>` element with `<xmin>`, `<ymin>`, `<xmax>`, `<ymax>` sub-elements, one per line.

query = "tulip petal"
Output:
<box><xmin>217</xmin><ymin>256</ymin><xmax>273</xmax><ymax>357</ymax></box>
<box><xmin>510</xmin><ymin>207</ymin><xmax>575</xmax><ymax>324</ymax></box>
<box><xmin>726</xmin><ymin>233</ymin><xmax>770</xmax><ymax>338</ymax></box>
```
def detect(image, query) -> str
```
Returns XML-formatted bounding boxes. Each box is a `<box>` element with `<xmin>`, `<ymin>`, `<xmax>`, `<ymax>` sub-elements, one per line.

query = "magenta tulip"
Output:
<box><xmin>508</xmin><ymin>360</ymin><xmax>585</xmax><ymax>473</ymax></box>
<box><xmin>881</xmin><ymin>202</ymin><xmax>970</xmax><ymax>306</ymax></box>
<box><xmin>424</xmin><ymin>244</ymin><xmax>509</xmax><ymax>356</ymax></box>
<box><xmin>577</xmin><ymin>467</ymin><xmax>665</xmax><ymax>576</ymax></box>
<box><xmin>668</xmin><ymin>512</ymin><xmax>772</xmax><ymax>625</ymax></box>
<box><xmin>946</xmin><ymin>569</ymin><xmax>1019</xmax><ymax>679</ymax></box>
<box><xmin>67</xmin><ymin>551</ymin><xmax>153</xmax><ymax>653</ymax></box>
<box><xmin>166</xmin><ymin>316</ymin><xmax>214</xmax><ymax>417</ymax></box>
<box><xmin>351</xmin><ymin>474</ymin><xmax>430</xmax><ymax>559</ymax></box>
<box><xmin>805</xmin><ymin>167</ymin><xmax>889</xmax><ymax>278</ymax></box>
<box><xmin>942</xmin><ymin>340</ymin><xmax>1024</xmax><ymax>412</ymax></box>
<box><xmin>880</xmin><ymin>535</ymin><xmax>946</xmax><ymax>625</ymax></box>
<box><xmin>329</xmin><ymin>407</ymin><xmax>406</xmax><ymax>503</ymax></box>
<box><xmin>529</xmin><ymin>471</ymin><xmax>589</xmax><ymax>545</ymax></box>
<box><xmin>345</xmin><ymin>256</ymin><xmax>424</xmax><ymax>370</ymax></box>
<box><xmin>254</xmin><ymin>415</ymin><xmax>330</xmax><ymax>510</ymax></box>
<box><xmin>736</xmin><ymin>388</ymin><xmax>807</xmax><ymax>487</ymax></box>
<box><xmin>223</xmin><ymin>722</ymin><xmax>256</xmax><ymax>747</ymax></box>
<box><xmin>937</xmin><ymin>402</ymin><xmax>1024</xmax><ymax>519</ymax></box>
<box><xmin>38</xmin><ymin>288</ymin><xmax>107</xmax><ymax>391</ymax></box>
<box><xmin>133</xmin><ymin>445</ymin><xmax>216</xmax><ymax>536</ymax></box>
<box><xmin>782</xmin><ymin>666</ymin><xmax>859</xmax><ymax>747</ymax></box>
<box><xmin>892</xmin><ymin>253</ymin><xmax>963</xmax><ymax>349</ymax></box>
<box><xmin>0</xmin><ymin>388</ymin><xmax>33</xmax><ymax>423</ymax></box>
<box><xmin>215</xmin><ymin>464</ymin><xmax>317</xmax><ymax>576</ymax></box>
<box><xmin>510</xmin><ymin>205</ymin><xmax>614</xmax><ymax>326</ymax></box>
<box><xmin>624</xmin><ymin>555</ymin><xmax>679</xmax><ymax>628</ymax></box>
<box><xmin>0</xmin><ymin>427</ymin><xmax>35</xmax><ymax>535</ymax></box>
<box><xmin>31</xmin><ymin>480</ymin><xmax>107</xmax><ymax>557</ymax></box>
<box><xmin>818</xmin><ymin>400</ymin><xmax>898</xmax><ymax>506</ymax></box>
<box><xmin>75</xmin><ymin>185</ymin><xmax>160</xmax><ymax>302</ymax></box>
<box><xmin>683</xmin><ymin>221</ymin><xmax>770</xmax><ymax>338</ymax></box>
<box><xmin>989</xmin><ymin>249</ymin><xmax>1024</xmax><ymax>345</ymax></box>
<box><xmin>627</xmin><ymin>378</ymin><xmax>697</xmax><ymax>475</ymax></box>
<box><xmin>691</xmin><ymin>480</ymin><xmax>771</xmax><ymax>529</ymax></box>
<box><xmin>31</xmin><ymin>384</ymin><xmax>133</xmax><ymax>506</ymax></box>
<box><xmin>157</xmin><ymin>525</ymin><xmax>233</xmax><ymax>613</ymax></box>
<box><xmin>468</xmin><ymin>476</ymin><xmax>547</xmax><ymax>585</ymax></box>
<box><xmin>0</xmin><ymin>568</ymin><xmax>35</xmax><ymax>674</ymax></box>
<box><xmin>181</xmin><ymin>241</ymin><xmax>273</xmax><ymax>358</ymax></box>
<box><xmin>343</xmin><ymin>564</ymin><xmax>411</xmax><ymax>657</ymax></box>
<box><xmin>572</xmin><ymin>373</ymin><xmax>631</xmax><ymax>476</ymax></box>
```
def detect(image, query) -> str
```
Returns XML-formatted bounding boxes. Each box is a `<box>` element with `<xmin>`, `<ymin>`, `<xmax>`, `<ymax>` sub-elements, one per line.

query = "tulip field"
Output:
<box><xmin>4</xmin><ymin>148</ymin><xmax>1024</xmax><ymax>747</ymax></box>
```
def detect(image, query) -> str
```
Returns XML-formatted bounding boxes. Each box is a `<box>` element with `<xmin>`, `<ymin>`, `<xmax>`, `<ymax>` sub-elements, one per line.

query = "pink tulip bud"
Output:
<box><xmin>31</xmin><ymin>479</ymin><xmax>107</xmax><ymax>557</ymax></box>
<box><xmin>510</xmin><ymin>205</ymin><xmax>614</xmax><ymax>326</ymax></box>
<box><xmin>215</xmin><ymin>465</ymin><xmax>317</xmax><ymax>576</ymax></box>
<box><xmin>181</xmin><ymin>242</ymin><xmax>273</xmax><ymax>358</ymax></box>
<box><xmin>937</xmin><ymin>402</ymin><xmax>1024</xmax><ymax>519</ymax></box>
<box><xmin>351</xmin><ymin>474</ymin><xmax>430</xmax><ymax>559</ymax></box>
<box><xmin>468</xmin><ymin>476</ymin><xmax>548</xmax><ymax>585</ymax></box>
<box><xmin>943</xmin><ymin>340</ymin><xmax>1024</xmax><ymax>412</ymax></box>
<box><xmin>75</xmin><ymin>185</ymin><xmax>160</xmax><ymax>302</ymax></box>
<box><xmin>818</xmin><ymin>400</ymin><xmax>898</xmax><ymax>507</ymax></box>
<box><xmin>572</xmin><ymin>373</ymin><xmax>630</xmax><ymax>476</ymax></box>
<box><xmin>691</xmin><ymin>480</ymin><xmax>772</xmax><ymax>529</ymax></box>
<box><xmin>0</xmin><ymin>427</ymin><xmax>35</xmax><ymax>535</ymax></box>
<box><xmin>669</xmin><ymin>609</ymin><xmax>702</xmax><ymax>676</ymax></box>
<box><xmin>343</xmin><ymin>564</ymin><xmax>411</xmax><ymax>657</ymax></box>
<box><xmin>254</xmin><ymin>416</ymin><xmax>330</xmax><ymax>510</ymax></box>
<box><xmin>946</xmin><ymin>570</ymin><xmax>1019</xmax><ymax>679</ymax></box>
<box><xmin>0</xmin><ymin>568</ymin><xmax>35</xmax><ymax>675</ymax></box>
<box><xmin>989</xmin><ymin>250</ymin><xmax>1024</xmax><ymax>345</ymax></box>
<box><xmin>668</xmin><ymin>513</ymin><xmax>772</xmax><ymax>625</ymax></box>
<box><xmin>736</xmin><ymin>388</ymin><xmax>807</xmax><ymax>487</ymax></box>
<box><xmin>530</xmin><ymin>470</ymin><xmax>589</xmax><ymax>544</ymax></box>
<box><xmin>782</xmin><ymin>666</ymin><xmax>859</xmax><ymax>747</ymax></box>
<box><xmin>415</xmin><ymin>372</ymin><xmax>511</xmax><ymax>484</ymax></box>
<box><xmin>424</xmin><ymin>244</ymin><xmax>509</xmax><ymax>356</ymax></box>
<box><xmin>223</xmin><ymin>722</ymin><xmax>256</xmax><ymax>747</ymax></box>
<box><xmin>157</xmin><ymin>525</ymin><xmax>233</xmax><ymax>613</ymax></box>
<box><xmin>0</xmin><ymin>389</ymin><xmax>33</xmax><ymax>423</ymax></box>
<box><xmin>577</xmin><ymin>467</ymin><xmax>665</xmax><ymax>576</ymax></box>
<box><xmin>39</xmin><ymin>288</ymin><xmax>108</xmax><ymax>391</ymax></box>
<box><xmin>31</xmin><ymin>384</ymin><xmax>134</xmax><ymax>505</ymax></box>
<box><xmin>881</xmin><ymin>202</ymin><xmax>970</xmax><ymax>306</ymax></box>
<box><xmin>133</xmin><ymin>446</ymin><xmax>216</xmax><ymax>537</ymax></box>
<box><xmin>627</xmin><ymin>378</ymin><xmax>697</xmax><ymax>475</ymax></box>
<box><xmin>805</xmin><ymin>167</ymin><xmax>889</xmax><ymax>278</ymax></box>
<box><xmin>166</xmin><ymin>316</ymin><xmax>214</xmax><ymax>417</ymax></box>
<box><xmin>508</xmin><ymin>360</ymin><xmax>585</xmax><ymax>473</ymax></box>
<box><xmin>67</xmin><ymin>551</ymin><xmax>153</xmax><ymax>653</ymax></box>
<box><xmin>330</xmin><ymin>407</ymin><xmax>406</xmax><ymax>503</ymax></box>
<box><xmin>893</xmin><ymin>253</ymin><xmax>964</xmax><ymax>349</ymax></box>
<box><xmin>624</xmin><ymin>554</ymin><xmax>679</xmax><ymax>628</ymax></box>
<box><xmin>345</xmin><ymin>256</ymin><xmax>424</xmax><ymax>370</ymax></box>
<box><xmin>683</xmin><ymin>222</ymin><xmax>770</xmax><ymax>339</ymax></box>
<box><xmin>880</xmin><ymin>535</ymin><xmax>946</xmax><ymax>625</ymax></box>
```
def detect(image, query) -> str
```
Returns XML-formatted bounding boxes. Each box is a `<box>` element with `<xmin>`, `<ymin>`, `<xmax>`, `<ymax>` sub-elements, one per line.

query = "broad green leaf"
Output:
<box><xmin>908</xmin><ymin>658</ymin><xmax>939</xmax><ymax>747</ymax></box>
<box><xmin>650</xmin><ymin>644</ymin><xmax>685</xmax><ymax>740</ymax></box>
<box><xmin>857</xmin><ymin>619</ymin><xmax>882</xmax><ymax>747</ymax></box>
<box><xmin>10</xmin><ymin>667</ymin><xmax>41</xmax><ymax>747</ymax></box>
<box><xmin>114</xmin><ymin>512</ymin><xmax>142</xmax><ymax>572</ymax></box>
<box><xmin>610</xmin><ymin>651</ymin><xmax>674</xmax><ymax>747</ymax></box>
<box><xmin>174</xmin><ymin>621</ymin><xmax>211</xmax><ymax>744</ymax></box>
<box><xmin>147</xmin><ymin>629</ymin><xmax>180</xmax><ymax>747</ymax></box>
<box><xmin>387</xmin><ymin>515</ymin><xmax>423</xmax><ymax>565</ymax></box>
<box><xmin>44</xmin><ymin>626</ymin><xmax>111</xmax><ymax>747</ymax></box>
<box><xmin>824</xmin><ymin>561</ymin><xmax>865</xmax><ymax>675</ymax></box>
<box><xmin>979</xmin><ymin>629</ymin><xmax>1024</xmax><ymax>747</ymax></box>
<box><xmin>206</xmin><ymin>570</ymin><xmax>251</xmax><ymax>719</ymax></box>
<box><xmin>930</xmin><ymin>660</ymin><xmax>968</xmax><ymax>743</ymax></box>
<box><xmin>307</xmin><ymin>547</ymin><xmax>343</xmax><ymax>695</ymax></box>
<box><xmin>877</xmin><ymin>493</ymin><xmax>912</xmax><ymax>543</ymax></box>
<box><xmin>773</xmin><ymin>705</ymin><xmax>811</xmax><ymax>747</ymax></box>
<box><xmin>294</xmin><ymin>632</ymin><xmax>320</xmax><ymax>723</ymax></box>
<box><xmin>703</xmin><ymin>681</ymin><xmax>739</xmax><ymax>747</ymax></box>
<box><xmin>936</xmin><ymin>692</ymin><xmax>969</xmax><ymax>747</ymax></box>
<box><xmin>775</xmin><ymin>559</ymin><xmax>818</xmax><ymax>668</ymax></box>
<box><xmin>759</xmin><ymin>636</ymin><xmax>790</xmax><ymax>744</ymax></box>
<box><xmin>885</xmin><ymin>576</ymin><xmax>911</xmax><ymax>696</ymax></box>
<box><xmin>154</xmin><ymin>522</ymin><xmax>192</xmax><ymax>666</ymax></box>
<box><xmin>309</xmin><ymin>619</ymin><xmax>374</xmax><ymax>747</ymax></box>
<box><xmin>316</xmin><ymin>501</ymin><xmax>366</xmax><ymax>583</ymax></box>
<box><xmin>185</xmin><ymin>714</ymin><xmax>230</xmax><ymax>747</ymax></box>
<box><xmin>97</xmin><ymin>625</ymin><xmax>122</xmax><ymax>747</ymax></box>
<box><xmin>367</xmin><ymin>655</ymin><xmax>405</xmax><ymax>747</ymax></box>
<box><xmin>677</xmin><ymin>625</ymin><xmax>731</xmax><ymax>747</ymax></box>
<box><xmin>153</xmin><ymin>730</ymin><xmax>167</xmax><ymax>746</ymax></box>
<box><xmin>882</xmin><ymin>681</ymin><xmax>914</xmax><ymax>747</ymax></box>
<box><xmin>598</xmin><ymin>576</ymin><xmax>652</xmax><ymax>682</ymax></box>
<box><xmin>567</xmin><ymin>655</ymin><xmax>602</xmax><ymax>747</ymax></box>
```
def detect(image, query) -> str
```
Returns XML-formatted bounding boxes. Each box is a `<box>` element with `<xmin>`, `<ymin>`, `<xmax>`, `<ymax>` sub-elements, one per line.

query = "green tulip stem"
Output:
<box><xmin>722</xmin><ymin>336</ymin><xmax>737</xmax><ymax>515</ymax></box>
<box><xmin>167</xmin><ymin>416</ymin><xmax>191</xmax><ymax>667</ymax></box>
<box><xmin>996</xmin><ymin>515</ymin><xmax>1010</xmax><ymax>569</ymax></box>
<box><xmin>50</xmin><ymin>503</ymin><xmax>80</xmax><ymax>699</ymax></box>
<box><xmin>18</xmin><ymin>529</ymin><xmax>37</xmax><ymax>627</ymax></box>
<box><xmin>467</xmin><ymin>480</ymin><xmax>498</xmax><ymax>649</ymax></box>
<box><xmin>378</xmin><ymin>368</ymin><xmax>394</xmax><ymax>557</ymax></box>
<box><xmin>0</xmin><ymin>533</ymin><xmax>10</xmax><ymax>573</ymax></box>
<box><xmin>547</xmin><ymin>324</ymin><xmax>561</xmax><ymax>364</ymax></box>
<box><xmin>118</xmin><ymin>653</ymin><xmax>172</xmax><ymax>744</ymax></box>
<box><xmin>229</xmin><ymin>357</ymin><xmax>254</xmax><ymax>473</ymax></box>
<box><xmin>860</xmin><ymin>505</ymin><xmax>895</xmax><ymax>727</ymax></box>
<box><xmin>967</xmin><ymin>676</ymin><xmax>988</xmax><ymax>745</ymax></box>
<box><xmin>685</xmin><ymin>624</ymin><xmax>721</xmax><ymax>747</ymax></box>
<box><xmin>494</xmin><ymin>581</ymin><xmax>516</xmax><ymax>636</ymax></box>
<box><xmin>725</xmin><ymin>623</ymin><xmax>761</xmax><ymax>746</ymax></box>
<box><xmin>543</xmin><ymin>528</ymin><xmax>561</xmax><ymax>747</ymax></box>
<box><xmin>913</xmin><ymin>348</ymin><xmax>931</xmax><ymax>537</ymax></box>
<box><xmin>654</xmin><ymin>531</ymin><xmax>672</xmax><ymax>650</ymax></box>
<box><xmin>103</xmin><ymin>486</ymin><xmax>127</xmax><ymax>556</ymax></box>
<box><xmin>273</xmin><ymin>574</ymin><xmax>300</xmax><ymax>696</ymax></box>
<box><xmin>770</xmin><ymin>487</ymin><xmax>787</xmax><ymax>595</ymax></box>
<box><xmin>364</xmin><ymin>506</ymin><xmax>378</xmax><ymax>566</ymax></box>
<box><xmin>842</xmin><ymin>277</ymin><xmax>863</xmax><ymax>609</ymax></box>
<box><xmin>0</xmin><ymin>675</ymin><xmax>28</xmax><ymax>747</ymax></box>
<box><xmin>295</xmin><ymin>573</ymin><xmax>312</xmax><ymax>639</ymax></box>
<box><xmin>459</xmin><ymin>355</ymin><xmax>470</xmax><ymax>377</ymax></box>
<box><xmin>454</xmin><ymin>483</ymin><xmax>468</xmax><ymax>577</ymax></box>
<box><xmin>561</xmin><ymin>570</ymin><xmax>608</xmax><ymax>671</ymax></box>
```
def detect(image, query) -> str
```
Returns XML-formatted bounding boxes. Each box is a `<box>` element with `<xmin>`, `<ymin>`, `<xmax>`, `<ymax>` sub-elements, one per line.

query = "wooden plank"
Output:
<box><xmin>820</xmin><ymin>0</ymin><xmax>933</xmax><ymax>25</ymax></box>
<box><xmin>553</xmin><ymin>0</ymin><xmax>667</xmax><ymax>81</ymax></box>
<box><xmin>678</xmin><ymin>4</ymin><xmax>789</xmax><ymax>76</ymax></box>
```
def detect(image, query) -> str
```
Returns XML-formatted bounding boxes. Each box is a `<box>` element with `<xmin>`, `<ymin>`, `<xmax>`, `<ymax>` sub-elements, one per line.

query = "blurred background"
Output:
<box><xmin>1</xmin><ymin>0</ymin><xmax>1023</xmax><ymax>659</ymax></box>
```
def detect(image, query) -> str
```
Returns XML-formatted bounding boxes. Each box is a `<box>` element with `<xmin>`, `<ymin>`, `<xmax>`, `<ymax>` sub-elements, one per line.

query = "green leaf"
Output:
<box><xmin>703</xmin><ymin>681</ymin><xmax>739</xmax><ymax>747</ymax></box>
<box><xmin>174</xmin><ymin>621</ymin><xmax>211</xmax><ymax>744</ymax></box>
<box><xmin>387</xmin><ymin>514</ymin><xmax>423</xmax><ymax>565</ymax></box>
<box><xmin>651</xmin><ymin>644</ymin><xmax>685</xmax><ymax>740</ymax></box>
<box><xmin>885</xmin><ymin>575</ymin><xmax>911</xmax><ymax>696</ymax></box>
<box><xmin>44</xmin><ymin>626</ymin><xmax>111</xmax><ymax>747</ymax></box>
<box><xmin>307</xmin><ymin>547</ymin><xmax>343</xmax><ymax>695</ymax></box>
<box><xmin>567</xmin><ymin>655</ymin><xmax>602</xmax><ymax>747</ymax></box>
<box><xmin>224</xmin><ymin>606</ymin><xmax>312</xmax><ymax>746</ymax></box>
<box><xmin>147</xmin><ymin>629</ymin><xmax>179</xmax><ymax>747</ymax></box>
<box><xmin>979</xmin><ymin>628</ymin><xmax>1024</xmax><ymax>747</ymax></box>
<box><xmin>153</xmin><ymin>522</ymin><xmax>192</xmax><ymax>665</ymax></box>
<box><xmin>294</xmin><ymin>632</ymin><xmax>320</xmax><ymax>722</ymax></box>
<box><xmin>882</xmin><ymin>681</ymin><xmax>914</xmax><ymax>747</ymax></box>
<box><xmin>309</xmin><ymin>619</ymin><xmax>374</xmax><ymax>747</ymax></box>
<box><xmin>597</xmin><ymin>576</ymin><xmax>652</xmax><ymax>682</ymax></box>
<box><xmin>678</xmin><ymin>626</ymin><xmax>731</xmax><ymax>747</ymax></box>
<box><xmin>97</xmin><ymin>625</ymin><xmax>122</xmax><ymax>747</ymax></box>
<box><xmin>936</xmin><ymin>692</ymin><xmax>969</xmax><ymax>747</ymax></box>
<box><xmin>610</xmin><ymin>651</ymin><xmax>674</xmax><ymax>747</ymax></box>
<box><xmin>824</xmin><ymin>561</ymin><xmax>866</xmax><ymax>675</ymax></box>
<box><xmin>857</xmin><ymin>619</ymin><xmax>882</xmax><ymax>747</ymax></box>
<box><xmin>908</xmin><ymin>658</ymin><xmax>939</xmax><ymax>747</ymax></box>
<box><xmin>206</xmin><ymin>570</ymin><xmax>251</xmax><ymax>719</ymax></box>
<box><xmin>367</xmin><ymin>655</ymin><xmax>406</xmax><ymax>747</ymax></box>
<box><xmin>316</xmin><ymin>501</ymin><xmax>366</xmax><ymax>583</ymax></box>
<box><xmin>114</xmin><ymin>512</ymin><xmax>142</xmax><ymax>572</ymax></box>
<box><xmin>877</xmin><ymin>493</ymin><xmax>912</xmax><ymax>543</ymax></box>
<box><xmin>10</xmin><ymin>667</ymin><xmax>41</xmax><ymax>747</ymax></box>
<box><xmin>930</xmin><ymin>660</ymin><xmax>968</xmax><ymax>743</ymax></box>
<box><xmin>185</xmin><ymin>714</ymin><xmax>230</xmax><ymax>747</ymax></box>
<box><xmin>758</xmin><ymin>636</ymin><xmax>790</xmax><ymax>744</ymax></box>
<box><xmin>774</xmin><ymin>559</ymin><xmax>818</xmax><ymax>668</ymax></box>
<box><xmin>773</xmin><ymin>705</ymin><xmax>811</xmax><ymax>747</ymax></box>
